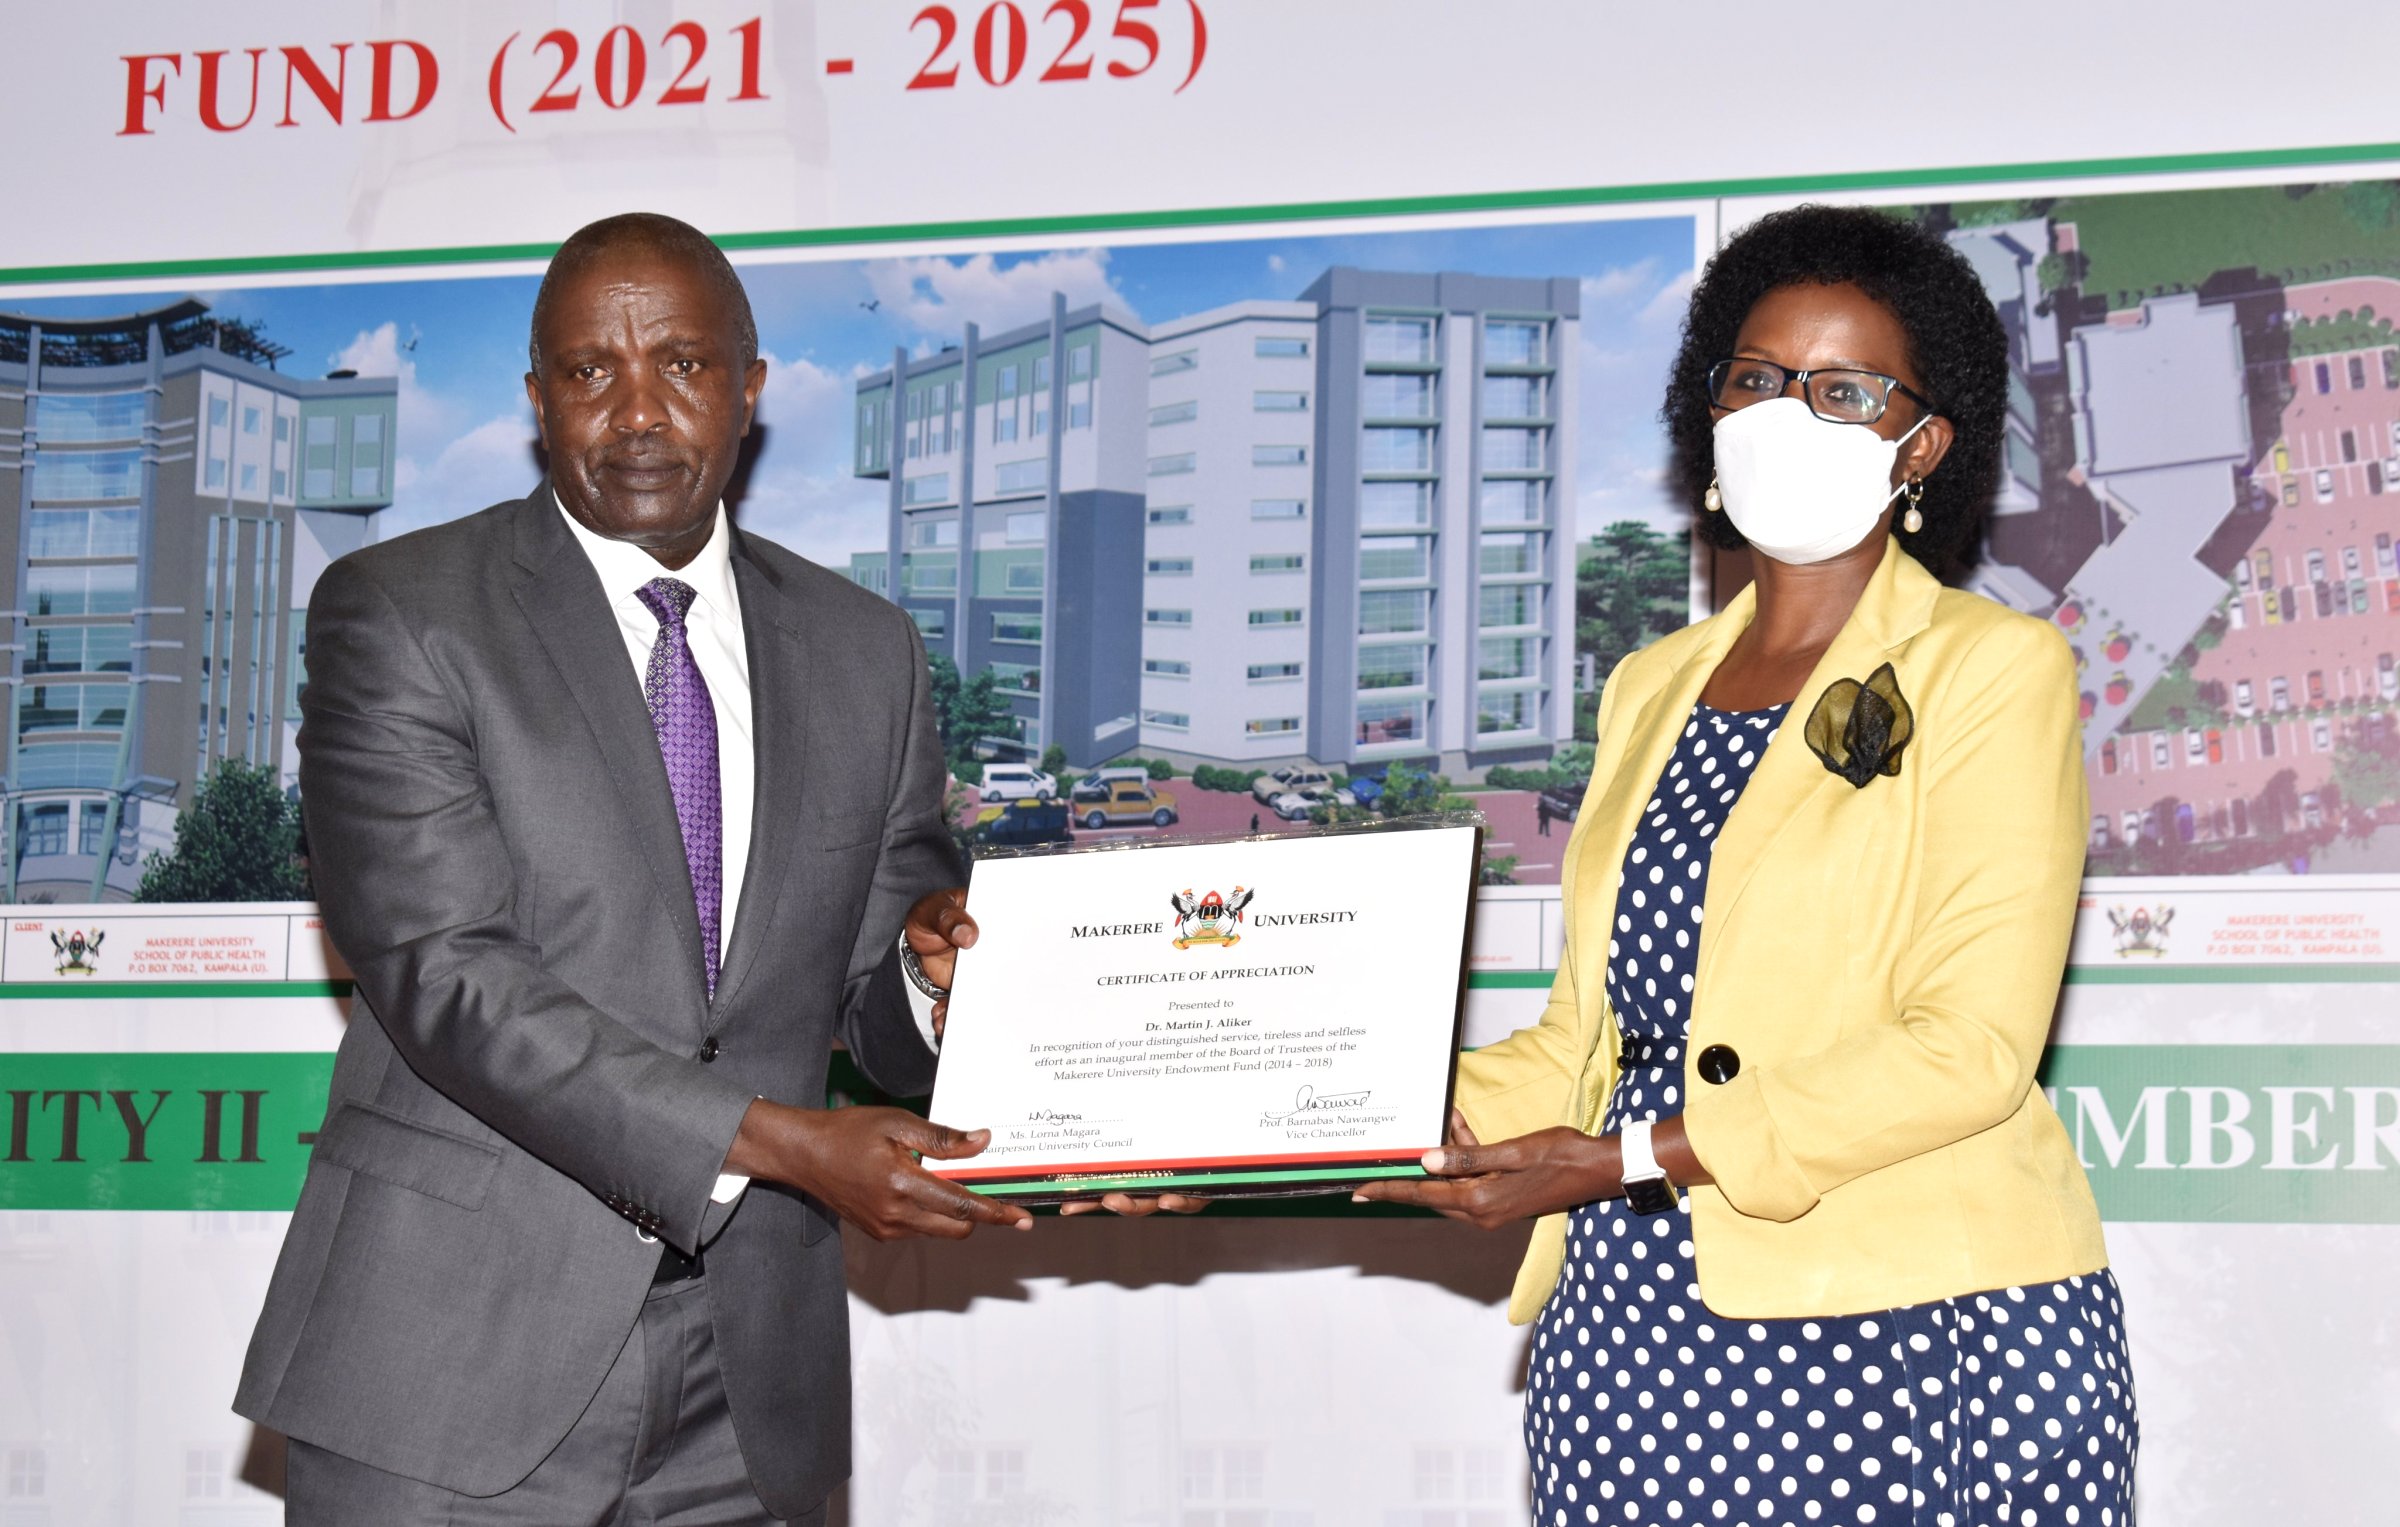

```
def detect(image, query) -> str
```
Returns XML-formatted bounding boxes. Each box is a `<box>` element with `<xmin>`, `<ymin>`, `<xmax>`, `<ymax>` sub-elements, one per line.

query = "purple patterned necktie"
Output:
<box><xmin>636</xmin><ymin>577</ymin><xmax>722</xmax><ymax>996</ymax></box>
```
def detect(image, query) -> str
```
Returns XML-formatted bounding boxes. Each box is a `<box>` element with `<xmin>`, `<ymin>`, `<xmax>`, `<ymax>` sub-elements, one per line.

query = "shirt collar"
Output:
<box><xmin>555</xmin><ymin>489</ymin><xmax>739</xmax><ymax>623</ymax></box>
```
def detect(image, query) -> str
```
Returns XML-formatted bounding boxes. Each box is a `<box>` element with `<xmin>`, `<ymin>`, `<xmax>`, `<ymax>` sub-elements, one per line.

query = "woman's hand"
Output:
<box><xmin>1351</xmin><ymin>1110</ymin><xmax>1619</xmax><ymax>1230</ymax></box>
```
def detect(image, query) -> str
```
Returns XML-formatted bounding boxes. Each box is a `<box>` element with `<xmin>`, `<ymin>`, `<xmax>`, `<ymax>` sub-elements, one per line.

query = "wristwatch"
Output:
<box><xmin>896</xmin><ymin>932</ymin><xmax>949</xmax><ymax>1001</ymax></box>
<box><xmin>1618</xmin><ymin>1119</ymin><xmax>1678</xmax><ymax>1215</ymax></box>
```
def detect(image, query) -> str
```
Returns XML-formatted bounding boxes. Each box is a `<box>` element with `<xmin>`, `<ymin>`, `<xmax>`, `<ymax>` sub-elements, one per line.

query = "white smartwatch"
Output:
<box><xmin>1619</xmin><ymin>1119</ymin><xmax>1677</xmax><ymax>1215</ymax></box>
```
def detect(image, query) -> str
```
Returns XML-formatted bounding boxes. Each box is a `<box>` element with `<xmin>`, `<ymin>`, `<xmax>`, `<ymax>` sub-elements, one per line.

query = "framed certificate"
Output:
<box><xmin>927</xmin><ymin>815</ymin><xmax>1481</xmax><ymax>1201</ymax></box>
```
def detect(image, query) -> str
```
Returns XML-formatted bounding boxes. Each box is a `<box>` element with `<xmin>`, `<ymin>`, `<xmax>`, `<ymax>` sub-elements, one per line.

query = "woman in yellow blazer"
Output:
<box><xmin>1362</xmin><ymin>206</ymin><xmax>2136</xmax><ymax>1525</ymax></box>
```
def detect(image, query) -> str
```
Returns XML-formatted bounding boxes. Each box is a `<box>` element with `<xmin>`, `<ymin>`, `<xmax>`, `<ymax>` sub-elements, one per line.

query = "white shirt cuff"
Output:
<box><xmin>904</xmin><ymin>971</ymin><xmax>941</xmax><ymax>1050</ymax></box>
<box><xmin>711</xmin><ymin>1171</ymin><xmax>749</xmax><ymax>1204</ymax></box>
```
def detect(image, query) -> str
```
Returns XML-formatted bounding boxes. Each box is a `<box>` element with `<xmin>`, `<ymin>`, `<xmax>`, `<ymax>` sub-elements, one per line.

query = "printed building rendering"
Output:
<box><xmin>852</xmin><ymin>267</ymin><xmax>1580</xmax><ymax>775</ymax></box>
<box><xmin>0</xmin><ymin>301</ymin><xmax>396</xmax><ymax>900</ymax></box>
<box><xmin>1939</xmin><ymin>185</ymin><xmax>2400</xmax><ymax>870</ymax></box>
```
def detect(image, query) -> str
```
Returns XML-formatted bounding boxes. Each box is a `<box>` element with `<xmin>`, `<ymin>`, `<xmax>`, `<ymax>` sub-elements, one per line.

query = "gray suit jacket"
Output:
<box><xmin>235</xmin><ymin>488</ymin><xmax>956</xmax><ymax>1518</ymax></box>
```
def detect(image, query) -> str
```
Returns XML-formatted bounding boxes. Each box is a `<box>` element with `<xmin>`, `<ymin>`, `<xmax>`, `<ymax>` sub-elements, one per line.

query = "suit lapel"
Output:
<box><xmin>1692</xmin><ymin>539</ymin><xmax>1941</xmax><ymax>997</ymax></box>
<box><xmin>507</xmin><ymin>492</ymin><xmax>709</xmax><ymax>1010</ymax></box>
<box><xmin>711</xmin><ymin>537</ymin><xmax>809</xmax><ymax>1014</ymax></box>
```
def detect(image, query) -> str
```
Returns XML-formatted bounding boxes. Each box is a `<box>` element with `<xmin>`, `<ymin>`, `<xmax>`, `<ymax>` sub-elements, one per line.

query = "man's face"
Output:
<box><xmin>524</xmin><ymin>253</ymin><xmax>767</xmax><ymax>568</ymax></box>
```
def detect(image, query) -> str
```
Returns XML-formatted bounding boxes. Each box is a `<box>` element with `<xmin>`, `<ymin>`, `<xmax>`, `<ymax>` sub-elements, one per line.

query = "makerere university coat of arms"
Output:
<box><xmin>2106</xmin><ymin>904</ymin><xmax>2173</xmax><ymax>958</ymax></box>
<box><xmin>1170</xmin><ymin>887</ymin><xmax>1253</xmax><ymax>949</ymax></box>
<box><xmin>50</xmin><ymin>928</ymin><xmax>104</xmax><ymax>977</ymax></box>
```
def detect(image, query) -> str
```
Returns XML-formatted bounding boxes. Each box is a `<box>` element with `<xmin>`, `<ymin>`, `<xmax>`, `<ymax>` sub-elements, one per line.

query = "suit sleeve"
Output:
<box><xmin>834</xmin><ymin>613</ymin><xmax>958</xmax><ymax>1100</ymax></box>
<box><xmin>1681</xmin><ymin>621</ymin><xmax>2089</xmax><ymax>1222</ymax></box>
<box><xmin>299</xmin><ymin>558</ymin><xmax>758</xmax><ymax>1256</ymax></box>
<box><xmin>1452</xmin><ymin>652</ymin><xmax>1640</xmax><ymax>1143</ymax></box>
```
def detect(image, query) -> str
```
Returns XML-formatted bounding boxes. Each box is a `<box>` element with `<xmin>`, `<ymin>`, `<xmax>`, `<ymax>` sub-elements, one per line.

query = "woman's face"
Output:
<box><xmin>1720</xmin><ymin>280</ymin><xmax>1954</xmax><ymax>483</ymax></box>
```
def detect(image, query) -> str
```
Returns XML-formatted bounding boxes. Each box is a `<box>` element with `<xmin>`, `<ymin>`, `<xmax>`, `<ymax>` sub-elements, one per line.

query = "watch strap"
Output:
<box><xmin>897</xmin><ymin>931</ymin><xmax>949</xmax><ymax>1001</ymax></box>
<box><xmin>1619</xmin><ymin>1118</ymin><xmax>1677</xmax><ymax>1215</ymax></box>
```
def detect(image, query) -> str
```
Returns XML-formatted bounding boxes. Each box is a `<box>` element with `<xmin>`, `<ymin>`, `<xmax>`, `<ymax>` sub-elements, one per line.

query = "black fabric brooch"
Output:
<box><xmin>1803</xmin><ymin>662</ymin><xmax>1914</xmax><ymax>788</ymax></box>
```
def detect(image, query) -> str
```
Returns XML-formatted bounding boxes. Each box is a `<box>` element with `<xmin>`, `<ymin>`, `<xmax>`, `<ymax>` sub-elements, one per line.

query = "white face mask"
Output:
<box><xmin>1712</xmin><ymin>397</ymin><xmax>1929</xmax><ymax>566</ymax></box>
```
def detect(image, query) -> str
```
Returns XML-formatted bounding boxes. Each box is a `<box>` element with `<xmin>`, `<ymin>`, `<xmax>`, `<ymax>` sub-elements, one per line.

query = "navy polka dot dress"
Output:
<box><xmin>1526</xmin><ymin>704</ymin><xmax>2138</xmax><ymax>1526</ymax></box>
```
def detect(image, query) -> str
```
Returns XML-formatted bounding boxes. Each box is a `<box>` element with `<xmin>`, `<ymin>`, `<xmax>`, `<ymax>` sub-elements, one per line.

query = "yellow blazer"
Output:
<box><xmin>1458</xmin><ymin>539</ymin><xmax>2106</xmax><ymax>1323</ymax></box>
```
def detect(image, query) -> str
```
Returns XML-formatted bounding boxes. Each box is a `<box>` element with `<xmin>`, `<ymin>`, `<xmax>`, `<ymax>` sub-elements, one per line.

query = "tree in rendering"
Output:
<box><xmin>136</xmin><ymin>759</ymin><xmax>308</xmax><ymax>903</ymax></box>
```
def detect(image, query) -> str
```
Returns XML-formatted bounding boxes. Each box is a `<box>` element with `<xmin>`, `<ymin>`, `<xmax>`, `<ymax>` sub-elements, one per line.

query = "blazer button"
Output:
<box><xmin>699</xmin><ymin>1037</ymin><xmax>720</xmax><ymax>1063</ymax></box>
<box><xmin>1696</xmin><ymin>1044</ymin><xmax>1741</xmax><ymax>1084</ymax></box>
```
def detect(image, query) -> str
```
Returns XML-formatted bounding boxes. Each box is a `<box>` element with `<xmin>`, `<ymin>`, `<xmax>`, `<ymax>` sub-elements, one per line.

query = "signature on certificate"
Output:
<box><xmin>1259</xmin><ymin>1084</ymin><xmax>1371</xmax><ymax>1124</ymax></box>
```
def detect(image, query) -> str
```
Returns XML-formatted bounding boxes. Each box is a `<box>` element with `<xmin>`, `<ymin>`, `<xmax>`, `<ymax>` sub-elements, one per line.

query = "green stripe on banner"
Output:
<box><xmin>2062</xmin><ymin>964</ymin><xmax>2400</xmax><ymax>985</ymax></box>
<box><xmin>8</xmin><ymin>1047</ymin><xmax>2396</xmax><ymax>1221</ymax></box>
<box><xmin>0</xmin><ymin>981</ymin><xmax>354</xmax><ymax>1001</ymax></box>
<box><xmin>0</xmin><ymin>1053</ymin><xmax>331</xmax><ymax>1211</ymax></box>
<box><xmin>1466</xmin><ymin>971</ymin><xmax>1554</xmax><ymax>989</ymax></box>
<box><xmin>2039</xmin><ymin>1046</ymin><xmax>2400</xmax><ymax>1223</ymax></box>
<box><xmin>4</xmin><ymin>139</ymin><xmax>2400</xmax><ymax>285</ymax></box>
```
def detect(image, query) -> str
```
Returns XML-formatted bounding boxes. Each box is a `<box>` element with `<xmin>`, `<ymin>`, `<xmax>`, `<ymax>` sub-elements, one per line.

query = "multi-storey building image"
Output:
<box><xmin>852</xmin><ymin>267</ymin><xmax>1579</xmax><ymax>775</ymax></box>
<box><xmin>853</xmin><ymin>294</ymin><xmax>1151</xmax><ymax>766</ymax></box>
<box><xmin>0</xmin><ymin>300</ymin><xmax>396</xmax><ymax>900</ymax></box>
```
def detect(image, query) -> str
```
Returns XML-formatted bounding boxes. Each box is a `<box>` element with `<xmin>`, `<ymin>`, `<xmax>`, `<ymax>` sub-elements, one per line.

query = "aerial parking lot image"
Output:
<box><xmin>1929</xmin><ymin>181</ymin><xmax>2400</xmax><ymax>875</ymax></box>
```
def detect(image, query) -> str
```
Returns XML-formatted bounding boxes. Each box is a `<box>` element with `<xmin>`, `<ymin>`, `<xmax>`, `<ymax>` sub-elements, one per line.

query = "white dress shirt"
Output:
<box><xmin>558</xmin><ymin>498</ymin><xmax>939</xmax><ymax>1214</ymax></box>
<box><xmin>559</xmin><ymin>497</ymin><xmax>755</xmax><ymax>950</ymax></box>
<box><xmin>559</xmin><ymin>498</ymin><xmax>756</xmax><ymax>1205</ymax></box>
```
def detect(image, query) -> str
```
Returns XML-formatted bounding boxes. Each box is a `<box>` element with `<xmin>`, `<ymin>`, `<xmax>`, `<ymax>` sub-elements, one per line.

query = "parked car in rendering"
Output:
<box><xmin>1079</xmin><ymin>781</ymin><xmax>1179</xmax><ymax>829</ymax></box>
<box><xmin>979</xmin><ymin>763</ymin><xmax>1057</xmax><ymax>803</ymax></box>
<box><xmin>1538</xmin><ymin>780</ymin><xmax>1589</xmax><ymax>823</ymax></box>
<box><xmin>2234</xmin><ymin>679</ymin><xmax>2255</xmax><ymax>715</ymax></box>
<box><xmin>1071</xmin><ymin>765</ymin><xmax>1154</xmax><ymax>802</ymax></box>
<box><xmin>972</xmin><ymin>800</ymin><xmax>1074</xmax><ymax>848</ymax></box>
<box><xmin>1251</xmin><ymin>766</ymin><xmax>1342</xmax><ymax>805</ymax></box>
<box><xmin>2315</xmin><ymin>468</ymin><xmax>2335</xmax><ymax>502</ymax></box>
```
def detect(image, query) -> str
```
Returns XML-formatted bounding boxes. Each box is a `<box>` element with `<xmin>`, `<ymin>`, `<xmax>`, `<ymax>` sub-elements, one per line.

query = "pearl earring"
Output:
<box><xmin>1900</xmin><ymin>479</ymin><xmax>1924</xmax><ymax>535</ymax></box>
<box><xmin>1703</xmin><ymin>474</ymin><xmax>1722</xmax><ymax>513</ymax></box>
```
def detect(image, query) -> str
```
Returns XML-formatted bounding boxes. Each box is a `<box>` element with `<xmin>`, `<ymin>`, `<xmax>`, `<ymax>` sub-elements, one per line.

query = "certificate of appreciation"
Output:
<box><xmin>927</xmin><ymin>818</ymin><xmax>1479</xmax><ymax>1200</ymax></box>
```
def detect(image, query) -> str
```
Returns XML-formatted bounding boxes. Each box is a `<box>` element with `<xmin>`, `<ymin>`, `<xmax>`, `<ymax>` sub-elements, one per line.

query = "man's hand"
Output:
<box><xmin>723</xmin><ymin>1097</ymin><xmax>1032</xmax><ymax>1239</ymax></box>
<box><xmin>1350</xmin><ymin>1111</ymin><xmax>1617</xmax><ymax>1230</ymax></box>
<box><xmin>903</xmin><ymin>887</ymin><xmax>975</xmax><ymax>1041</ymax></box>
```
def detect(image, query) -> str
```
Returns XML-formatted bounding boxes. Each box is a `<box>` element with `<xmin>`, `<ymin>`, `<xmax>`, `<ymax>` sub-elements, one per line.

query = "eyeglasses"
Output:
<box><xmin>1705</xmin><ymin>358</ymin><xmax>1933</xmax><ymax>426</ymax></box>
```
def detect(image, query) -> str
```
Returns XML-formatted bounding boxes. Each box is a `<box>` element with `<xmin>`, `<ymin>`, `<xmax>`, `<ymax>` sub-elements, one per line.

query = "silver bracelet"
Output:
<box><xmin>896</xmin><ymin>932</ymin><xmax>949</xmax><ymax>1001</ymax></box>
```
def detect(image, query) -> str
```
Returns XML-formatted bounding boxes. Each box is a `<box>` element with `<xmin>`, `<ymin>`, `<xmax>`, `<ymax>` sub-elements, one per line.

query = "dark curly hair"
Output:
<box><xmin>1664</xmin><ymin>204</ymin><xmax>2009</xmax><ymax>580</ymax></box>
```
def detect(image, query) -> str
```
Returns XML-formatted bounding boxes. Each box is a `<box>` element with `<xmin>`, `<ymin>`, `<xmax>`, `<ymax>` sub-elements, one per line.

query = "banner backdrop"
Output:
<box><xmin>3</xmin><ymin>4</ymin><xmax>2398</xmax><ymax>1522</ymax></box>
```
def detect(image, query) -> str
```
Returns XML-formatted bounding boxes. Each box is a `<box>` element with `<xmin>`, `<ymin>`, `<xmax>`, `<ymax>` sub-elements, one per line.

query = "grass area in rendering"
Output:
<box><xmin>2049</xmin><ymin>182</ymin><xmax>2400</xmax><ymax>310</ymax></box>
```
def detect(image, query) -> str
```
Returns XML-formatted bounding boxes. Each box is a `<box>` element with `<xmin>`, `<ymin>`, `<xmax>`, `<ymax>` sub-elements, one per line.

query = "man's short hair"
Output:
<box><xmin>527</xmin><ymin>212</ymin><xmax>759</xmax><ymax>371</ymax></box>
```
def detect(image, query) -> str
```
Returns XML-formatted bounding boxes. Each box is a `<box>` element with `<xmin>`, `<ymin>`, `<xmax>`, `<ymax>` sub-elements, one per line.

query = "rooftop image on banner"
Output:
<box><xmin>1901</xmin><ymin>180</ymin><xmax>2400</xmax><ymax>878</ymax></box>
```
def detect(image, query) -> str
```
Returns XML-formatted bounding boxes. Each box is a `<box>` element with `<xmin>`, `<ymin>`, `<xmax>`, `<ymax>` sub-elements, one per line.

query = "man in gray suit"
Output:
<box><xmin>236</xmin><ymin>213</ymin><xmax>1030</xmax><ymax>1524</ymax></box>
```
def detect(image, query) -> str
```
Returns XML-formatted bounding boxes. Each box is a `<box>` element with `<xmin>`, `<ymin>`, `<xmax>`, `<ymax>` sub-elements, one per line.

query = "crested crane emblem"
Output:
<box><xmin>1170</xmin><ymin>886</ymin><xmax>1254</xmax><ymax>949</ymax></box>
<box><xmin>2105</xmin><ymin>904</ymin><xmax>2172</xmax><ymax>958</ymax></box>
<box><xmin>50</xmin><ymin>928</ymin><xmax>104</xmax><ymax>977</ymax></box>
